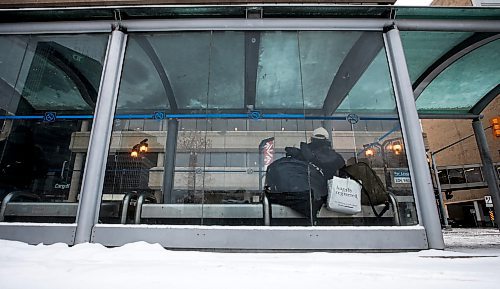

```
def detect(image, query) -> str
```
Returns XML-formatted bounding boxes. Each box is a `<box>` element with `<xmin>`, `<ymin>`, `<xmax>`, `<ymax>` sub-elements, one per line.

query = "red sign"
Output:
<box><xmin>262</xmin><ymin>139</ymin><xmax>275</xmax><ymax>170</ymax></box>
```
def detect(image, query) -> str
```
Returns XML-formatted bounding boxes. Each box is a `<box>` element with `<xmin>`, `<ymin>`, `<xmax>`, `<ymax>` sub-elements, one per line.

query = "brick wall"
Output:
<box><xmin>422</xmin><ymin>97</ymin><xmax>500</xmax><ymax>166</ymax></box>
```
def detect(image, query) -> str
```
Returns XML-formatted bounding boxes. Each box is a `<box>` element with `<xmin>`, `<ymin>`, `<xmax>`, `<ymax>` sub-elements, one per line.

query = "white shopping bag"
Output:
<box><xmin>327</xmin><ymin>176</ymin><xmax>362</xmax><ymax>214</ymax></box>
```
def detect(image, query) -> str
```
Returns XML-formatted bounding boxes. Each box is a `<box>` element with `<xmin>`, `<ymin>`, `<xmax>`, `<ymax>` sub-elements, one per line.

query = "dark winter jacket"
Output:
<box><xmin>299</xmin><ymin>139</ymin><xmax>345</xmax><ymax>179</ymax></box>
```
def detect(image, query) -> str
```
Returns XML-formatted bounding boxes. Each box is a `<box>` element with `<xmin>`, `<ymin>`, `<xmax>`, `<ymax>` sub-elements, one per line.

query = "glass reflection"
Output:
<box><xmin>0</xmin><ymin>34</ymin><xmax>108</xmax><ymax>223</ymax></box>
<box><xmin>100</xmin><ymin>30</ymin><xmax>419</xmax><ymax>227</ymax></box>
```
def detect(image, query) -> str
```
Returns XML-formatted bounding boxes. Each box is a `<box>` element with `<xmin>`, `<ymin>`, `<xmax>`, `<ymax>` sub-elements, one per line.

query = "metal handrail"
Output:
<box><xmin>120</xmin><ymin>191</ymin><xmax>138</xmax><ymax>225</ymax></box>
<box><xmin>0</xmin><ymin>191</ymin><xmax>41</xmax><ymax>222</ymax></box>
<box><xmin>134</xmin><ymin>192</ymin><xmax>157</xmax><ymax>224</ymax></box>
<box><xmin>263</xmin><ymin>194</ymin><xmax>270</xmax><ymax>226</ymax></box>
<box><xmin>125</xmin><ymin>191</ymin><xmax>400</xmax><ymax>225</ymax></box>
<box><xmin>387</xmin><ymin>191</ymin><xmax>401</xmax><ymax>226</ymax></box>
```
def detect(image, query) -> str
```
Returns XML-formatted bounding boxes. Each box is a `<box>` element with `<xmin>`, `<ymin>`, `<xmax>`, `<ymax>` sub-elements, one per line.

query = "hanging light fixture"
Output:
<box><xmin>392</xmin><ymin>141</ymin><xmax>403</xmax><ymax>155</ymax></box>
<box><xmin>130</xmin><ymin>149</ymin><xmax>139</xmax><ymax>158</ymax></box>
<box><xmin>365</xmin><ymin>147</ymin><xmax>376</xmax><ymax>157</ymax></box>
<box><xmin>139</xmin><ymin>139</ymin><xmax>149</xmax><ymax>153</ymax></box>
<box><xmin>131</xmin><ymin>139</ymin><xmax>148</xmax><ymax>157</ymax></box>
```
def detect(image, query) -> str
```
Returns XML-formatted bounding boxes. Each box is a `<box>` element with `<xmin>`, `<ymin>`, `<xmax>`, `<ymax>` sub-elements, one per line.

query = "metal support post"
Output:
<box><xmin>430</xmin><ymin>153</ymin><xmax>449</xmax><ymax>228</ymax></box>
<box><xmin>155</xmin><ymin>153</ymin><xmax>165</xmax><ymax>202</ymax></box>
<box><xmin>67</xmin><ymin>120</ymin><xmax>90</xmax><ymax>202</ymax></box>
<box><xmin>67</xmin><ymin>153</ymin><xmax>84</xmax><ymax>202</ymax></box>
<box><xmin>74</xmin><ymin>28</ymin><xmax>127</xmax><ymax>244</ymax></box>
<box><xmin>384</xmin><ymin>25</ymin><xmax>445</xmax><ymax>249</ymax></box>
<box><xmin>472</xmin><ymin>118</ymin><xmax>500</xmax><ymax>229</ymax></box>
<box><xmin>162</xmin><ymin>119</ymin><xmax>178</xmax><ymax>204</ymax></box>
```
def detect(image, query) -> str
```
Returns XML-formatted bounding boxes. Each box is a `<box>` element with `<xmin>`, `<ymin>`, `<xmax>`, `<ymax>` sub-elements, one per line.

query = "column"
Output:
<box><xmin>67</xmin><ymin>120</ymin><xmax>90</xmax><ymax>202</ymax></box>
<box><xmin>384</xmin><ymin>25</ymin><xmax>445</xmax><ymax>249</ymax></box>
<box><xmin>162</xmin><ymin>119</ymin><xmax>178</xmax><ymax>203</ymax></box>
<box><xmin>74</xmin><ymin>27</ymin><xmax>127</xmax><ymax>244</ymax></box>
<box><xmin>472</xmin><ymin>118</ymin><xmax>500</xmax><ymax>229</ymax></box>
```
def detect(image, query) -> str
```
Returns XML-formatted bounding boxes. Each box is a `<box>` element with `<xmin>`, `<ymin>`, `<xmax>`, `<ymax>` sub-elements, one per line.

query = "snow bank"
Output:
<box><xmin>1</xmin><ymin>229</ymin><xmax>499</xmax><ymax>289</ymax></box>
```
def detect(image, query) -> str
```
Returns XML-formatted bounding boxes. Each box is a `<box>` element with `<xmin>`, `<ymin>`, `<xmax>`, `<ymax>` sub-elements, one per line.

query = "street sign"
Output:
<box><xmin>485</xmin><ymin>195</ymin><xmax>493</xmax><ymax>208</ymax></box>
<box><xmin>394</xmin><ymin>170</ymin><xmax>411</xmax><ymax>184</ymax></box>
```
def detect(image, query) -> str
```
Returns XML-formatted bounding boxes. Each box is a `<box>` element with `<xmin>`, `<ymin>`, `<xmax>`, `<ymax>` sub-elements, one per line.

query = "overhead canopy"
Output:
<box><xmin>400</xmin><ymin>31</ymin><xmax>500</xmax><ymax>116</ymax></box>
<box><xmin>0</xmin><ymin>5</ymin><xmax>498</xmax><ymax>117</ymax></box>
<box><xmin>116</xmin><ymin>31</ymin><xmax>396</xmax><ymax>116</ymax></box>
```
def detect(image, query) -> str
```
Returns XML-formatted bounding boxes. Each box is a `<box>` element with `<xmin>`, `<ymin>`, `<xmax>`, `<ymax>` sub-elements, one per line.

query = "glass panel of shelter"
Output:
<box><xmin>252</xmin><ymin>31</ymin><xmax>311</xmax><ymax>225</ymax></box>
<box><xmin>416</xmin><ymin>38</ymin><xmax>500</xmax><ymax>114</ymax></box>
<box><xmin>100</xmin><ymin>30</ymin><xmax>420</xmax><ymax>227</ymax></box>
<box><xmin>103</xmin><ymin>32</ymin><xmax>212</xmax><ymax>224</ymax></box>
<box><xmin>0</xmin><ymin>34</ymin><xmax>108</xmax><ymax>223</ymax></box>
<box><xmin>325</xmin><ymin>46</ymin><xmax>417</xmax><ymax>226</ymax></box>
<box><xmin>400</xmin><ymin>31</ymin><xmax>473</xmax><ymax>84</ymax></box>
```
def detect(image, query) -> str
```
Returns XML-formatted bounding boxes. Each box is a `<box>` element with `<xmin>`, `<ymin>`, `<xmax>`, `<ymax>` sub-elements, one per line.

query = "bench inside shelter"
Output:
<box><xmin>1</xmin><ymin>190</ymin><xmax>403</xmax><ymax>226</ymax></box>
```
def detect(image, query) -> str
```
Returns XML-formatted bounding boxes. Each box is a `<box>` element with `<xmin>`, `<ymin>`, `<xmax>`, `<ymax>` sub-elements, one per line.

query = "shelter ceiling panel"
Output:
<box><xmin>400</xmin><ymin>31</ymin><xmax>473</xmax><ymax>85</ymax></box>
<box><xmin>416</xmin><ymin>39</ymin><xmax>500</xmax><ymax>114</ymax></box>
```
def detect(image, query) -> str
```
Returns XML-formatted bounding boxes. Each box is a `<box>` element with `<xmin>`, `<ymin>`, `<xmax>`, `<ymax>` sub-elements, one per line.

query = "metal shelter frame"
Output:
<box><xmin>0</xmin><ymin>5</ymin><xmax>499</xmax><ymax>250</ymax></box>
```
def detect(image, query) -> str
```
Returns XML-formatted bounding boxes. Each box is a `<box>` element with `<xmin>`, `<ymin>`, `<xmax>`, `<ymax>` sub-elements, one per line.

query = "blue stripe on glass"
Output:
<box><xmin>0</xmin><ymin>116</ymin><xmax>43</xmax><ymax>120</ymax></box>
<box><xmin>0</xmin><ymin>115</ymin><xmax>95</xmax><ymax>120</ymax></box>
<box><xmin>169</xmin><ymin>114</ymin><xmax>249</xmax><ymax>119</ymax></box>
<box><xmin>174</xmin><ymin>169</ymin><xmax>262</xmax><ymax>173</ymax></box>
<box><xmin>58</xmin><ymin>115</ymin><xmax>94</xmax><ymax>119</ymax></box>
<box><xmin>264</xmin><ymin>114</ymin><xmax>305</xmax><ymax>119</ymax></box>
<box><xmin>0</xmin><ymin>113</ymin><xmax>399</xmax><ymax>121</ymax></box>
<box><xmin>115</xmin><ymin>114</ymin><xmax>153</xmax><ymax>119</ymax></box>
<box><xmin>359</xmin><ymin>117</ymin><xmax>399</xmax><ymax>121</ymax></box>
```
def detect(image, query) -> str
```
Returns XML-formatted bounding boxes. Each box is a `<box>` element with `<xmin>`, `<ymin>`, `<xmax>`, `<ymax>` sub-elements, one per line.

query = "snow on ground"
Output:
<box><xmin>443</xmin><ymin>228</ymin><xmax>500</xmax><ymax>248</ymax></box>
<box><xmin>0</xmin><ymin>228</ymin><xmax>499</xmax><ymax>289</ymax></box>
<box><xmin>442</xmin><ymin>228</ymin><xmax>500</xmax><ymax>254</ymax></box>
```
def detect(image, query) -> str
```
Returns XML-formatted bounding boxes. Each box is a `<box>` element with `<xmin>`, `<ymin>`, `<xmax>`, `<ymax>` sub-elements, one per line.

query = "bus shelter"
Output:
<box><xmin>0</xmin><ymin>5</ymin><xmax>499</xmax><ymax>250</ymax></box>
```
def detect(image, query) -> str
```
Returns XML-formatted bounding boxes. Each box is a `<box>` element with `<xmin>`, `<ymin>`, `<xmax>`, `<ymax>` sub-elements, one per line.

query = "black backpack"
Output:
<box><xmin>340</xmin><ymin>162</ymin><xmax>391</xmax><ymax>217</ymax></box>
<box><xmin>265</xmin><ymin>156</ymin><xmax>326</xmax><ymax>200</ymax></box>
<box><xmin>265</xmin><ymin>142</ymin><xmax>345</xmax><ymax>220</ymax></box>
<box><xmin>265</xmin><ymin>156</ymin><xmax>326</xmax><ymax>219</ymax></box>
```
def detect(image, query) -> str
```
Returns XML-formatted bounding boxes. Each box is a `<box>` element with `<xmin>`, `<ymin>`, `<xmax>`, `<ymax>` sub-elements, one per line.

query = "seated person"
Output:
<box><xmin>265</xmin><ymin>127</ymin><xmax>345</xmax><ymax>222</ymax></box>
<box><xmin>300</xmin><ymin>127</ymin><xmax>345</xmax><ymax>180</ymax></box>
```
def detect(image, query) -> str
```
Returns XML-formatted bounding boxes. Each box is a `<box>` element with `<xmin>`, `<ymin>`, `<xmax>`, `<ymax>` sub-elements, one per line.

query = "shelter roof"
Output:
<box><xmin>0</xmin><ymin>5</ymin><xmax>498</xmax><ymax>117</ymax></box>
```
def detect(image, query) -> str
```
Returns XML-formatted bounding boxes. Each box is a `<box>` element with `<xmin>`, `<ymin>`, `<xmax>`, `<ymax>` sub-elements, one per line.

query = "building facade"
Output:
<box><xmin>421</xmin><ymin>0</ymin><xmax>500</xmax><ymax>227</ymax></box>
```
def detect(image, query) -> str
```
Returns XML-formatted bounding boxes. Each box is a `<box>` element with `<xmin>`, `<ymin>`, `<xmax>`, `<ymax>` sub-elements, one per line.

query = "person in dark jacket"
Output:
<box><xmin>300</xmin><ymin>127</ymin><xmax>345</xmax><ymax>181</ymax></box>
<box><xmin>266</xmin><ymin>127</ymin><xmax>345</xmax><ymax>223</ymax></box>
